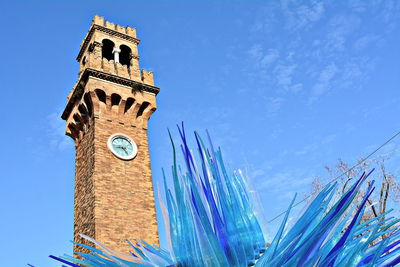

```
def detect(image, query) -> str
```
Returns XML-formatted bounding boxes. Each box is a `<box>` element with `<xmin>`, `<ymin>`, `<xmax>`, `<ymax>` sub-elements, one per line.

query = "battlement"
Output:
<box><xmin>77</xmin><ymin>15</ymin><xmax>140</xmax><ymax>62</ymax></box>
<box><xmin>92</xmin><ymin>15</ymin><xmax>137</xmax><ymax>38</ymax></box>
<box><xmin>141</xmin><ymin>70</ymin><xmax>154</xmax><ymax>86</ymax></box>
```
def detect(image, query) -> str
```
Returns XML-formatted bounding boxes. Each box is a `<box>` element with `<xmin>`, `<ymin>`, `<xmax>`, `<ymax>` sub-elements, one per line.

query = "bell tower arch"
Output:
<box><xmin>62</xmin><ymin>15</ymin><xmax>159</xmax><ymax>254</ymax></box>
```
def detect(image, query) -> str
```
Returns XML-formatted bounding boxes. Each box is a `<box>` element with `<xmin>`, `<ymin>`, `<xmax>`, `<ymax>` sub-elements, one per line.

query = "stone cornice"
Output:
<box><xmin>77</xmin><ymin>24</ymin><xmax>140</xmax><ymax>62</ymax></box>
<box><xmin>61</xmin><ymin>68</ymin><xmax>159</xmax><ymax>120</ymax></box>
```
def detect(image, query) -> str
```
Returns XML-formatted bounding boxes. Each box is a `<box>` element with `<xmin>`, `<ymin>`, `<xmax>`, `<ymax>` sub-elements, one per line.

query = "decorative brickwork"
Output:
<box><xmin>62</xmin><ymin>15</ymin><xmax>159</xmax><ymax>254</ymax></box>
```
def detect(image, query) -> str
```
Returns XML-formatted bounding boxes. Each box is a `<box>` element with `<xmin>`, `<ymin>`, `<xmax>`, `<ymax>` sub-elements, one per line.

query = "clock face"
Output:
<box><xmin>107</xmin><ymin>133</ymin><xmax>137</xmax><ymax>160</ymax></box>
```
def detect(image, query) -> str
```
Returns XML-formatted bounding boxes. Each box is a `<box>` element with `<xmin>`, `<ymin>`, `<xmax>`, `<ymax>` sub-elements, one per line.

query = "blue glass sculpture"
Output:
<box><xmin>50</xmin><ymin>125</ymin><xmax>400</xmax><ymax>266</ymax></box>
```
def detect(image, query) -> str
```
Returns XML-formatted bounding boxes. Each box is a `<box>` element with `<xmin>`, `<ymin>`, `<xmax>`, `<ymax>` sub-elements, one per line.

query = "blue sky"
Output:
<box><xmin>1</xmin><ymin>1</ymin><xmax>400</xmax><ymax>266</ymax></box>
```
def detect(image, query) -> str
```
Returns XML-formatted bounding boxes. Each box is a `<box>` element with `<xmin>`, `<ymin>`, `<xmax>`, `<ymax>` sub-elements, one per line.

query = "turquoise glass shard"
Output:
<box><xmin>50</xmin><ymin>126</ymin><xmax>400</xmax><ymax>266</ymax></box>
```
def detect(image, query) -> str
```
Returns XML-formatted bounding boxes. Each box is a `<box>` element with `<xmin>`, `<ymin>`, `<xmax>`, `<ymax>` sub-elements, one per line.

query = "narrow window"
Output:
<box><xmin>137</xmin><ymin>102</ymin><xmax>150</xmax><ymax>118</ymax></box>
<box><xmin>102</xmin><ymin>39</ymin><xmax>115</xmax><ymax>61</ymax></box>
<box><xmin>82</xmin><ymin>56</ymin><xmax>87</xmax><ymax>66</ymax></box>
<box><xmin>111</xmin><ymin>93</ymin><xmax>121</xmax><ymax>106</ymax></box>
<box><xmin>124</xmin><ymin>98</ymin><xmax>135</xmax><ymax>113</ymax></box>
<box><xmin>78</xmin><ymin>104</ymin><xmax>88</xmax><ymax>115</ymax></box>
<box><xmin>119</xmin><ymin>45</ymin><xmax>132</xmax><ymax>66</ymax></box>
<box><xmin>95</xmin><ymin>89</ymin><xmax>106</xmax><ymax>104</ymax></box>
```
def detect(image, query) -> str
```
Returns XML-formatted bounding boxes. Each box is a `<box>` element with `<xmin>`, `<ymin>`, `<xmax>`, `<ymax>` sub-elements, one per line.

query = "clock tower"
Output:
<box><xmin>61</xmin><ymin>15</ymin><xmax>159</xmax><ymax>254</ymax></box>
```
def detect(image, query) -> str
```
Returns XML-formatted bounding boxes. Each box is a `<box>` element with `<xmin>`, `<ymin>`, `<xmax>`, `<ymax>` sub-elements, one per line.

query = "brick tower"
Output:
<box><xmin>61</xmin><ymin>15</ymin><xmax>159</xmax><ymax>254</ymax></box>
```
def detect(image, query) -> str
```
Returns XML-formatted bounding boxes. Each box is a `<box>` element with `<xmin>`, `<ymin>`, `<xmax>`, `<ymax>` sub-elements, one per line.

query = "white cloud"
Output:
<box><xmin>261</xmin><ymin>49</ymin><xmax>279</xmax><ymax>66</ymax></box>
<box><xmin>295</xmin><ymin>143</ymin><xmax>318</xmax><ymax>156</ymax></box>
<box><xmin>247</xmin><ymin>45</ymin><xmax>280</xmax><ymax>71</ymax></box>
<box><xmin>281</xmin><ymin>0</ymin><xmax>325</xmax><ymax>31</ymax></box>
<box><xmin>257</xmin><ymin>170</ymin><xmax>314</xmax><ymax>201</ymax></box>
<box><xmin>244</xmin><ymin>0</ymin><xmax>400</xmax><ymax>107</ymax></box>
<box><xmin>251</xmin><ymin>169</ymin><xmax>267</xmax><ymax>178</ymax></box>
<box><xmin>47</xmin><ymin>112</ymin><xmax>72</xmax><ymax>151</ymax></box>
<box><xmin>295</xmin><ymin>134</ymin><xmax>337</xmax><ymax>156</ymax></box>
<box><xmin>273</xmin><ymin>63</ymin><xmax>303</xmax><ymax>93</ymax></box>
<box><xmin>354</xmin><ymin>34</ymin><xmax>381</xmax><ymax>50</ymax></box>
<box><xmin>322</xmin><ymin>134</ymin><xmax>337</xmax><ymax>144</ymax></box>
<box><xmin>247</xmin><ymin>43</ymin><xmax>263</xmax><ymax>60</ymax></box>
<box><xmin>275</xmin><ymin>64</ymin><xmax>295</xmax><ymax>87</ymax></box>
<box><xmin>265</xmin><ymin>97</ymin><xmax>284</xmax><ymax>117</ymax></box>
<box><xmin>309</xmin><ymin>63</ymin><xmax>338</xmax><ymax>103</ymax></box>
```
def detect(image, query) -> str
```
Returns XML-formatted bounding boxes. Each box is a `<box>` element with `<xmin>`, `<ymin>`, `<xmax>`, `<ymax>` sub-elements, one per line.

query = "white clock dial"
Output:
<box><xmin>107</xmin><ymin>133</ymin><xmax>137</xmax><ymax>160</ymax></box>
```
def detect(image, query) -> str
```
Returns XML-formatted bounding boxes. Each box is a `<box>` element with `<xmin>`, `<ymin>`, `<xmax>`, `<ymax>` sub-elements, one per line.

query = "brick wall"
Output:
<box><xmin>73</xmin><ymin>117</ymin><xmax>96</xmax><ymax>254</ymax></box>
<box><xmin>91</xmin><ymin>117</ymin><xmax>159</xmax><ymax>252</ymax></box>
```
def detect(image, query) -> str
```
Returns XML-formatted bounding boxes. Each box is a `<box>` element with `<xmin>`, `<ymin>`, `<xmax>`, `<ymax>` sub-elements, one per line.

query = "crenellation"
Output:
<box><xmin>105</xmin><ymin>20</ymin><xmax>115</xmax><ymax>30</ymax></box>
<box><xmin>94</xmin><ymin>57</ymin><xmax>139</xmax><ymax>79</ymax></box>
<box><xmin>92</xmin><ymin>15</ymin><xmax>137</xmax><ymax>38</ymax></box>
<box><xmin>115</xmin><ymin>24</ymin><xmax>124</xmax><ymax>33</ymax></box>
<box><xmin>130</xmin><ymin>60</ymin><xmax>141</xmax><ymax>81</ymax></box>
<box><xmin>78</xmin><ymin>15</ymin><xmax>140</xmax><ymax>63</ymax></box>
<box><xmin>102</xmin><ymin>58</ymin><xmax>115</xmax><ymax>73</ymax></box>
<box><xmin>115</xmin><ymin>63</ymin><xmax>130</xmax><ymax>79</ymax></box>
<box><xmin>125</xmin><ymin>26</ymin><xmax>136</xmax><ymax>38</ymax></box>
<box><xmin>93</xmin><ymin>14</ymin><xmax>105</xmax><ymax>26</ymax></box>
<box><xmin>76</xmin><ymin>15</ymin><xmax>145</xmax><ymax>86</ymax></box>
<box><xmin>141</xmin><ymin>69</ymin><xmax>154</xmax><ymax>86</ymax></box>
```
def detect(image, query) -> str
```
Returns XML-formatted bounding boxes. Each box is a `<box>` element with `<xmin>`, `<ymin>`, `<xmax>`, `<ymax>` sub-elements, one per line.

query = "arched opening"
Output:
<box><xmin>83</xmin><ymin>93</ymin><xmax>93</xmax><ymax>117</ymax></box>
<box><xmin>137</xmin><ymin>102</ymin><xmax>150</xmax><ymax>118</ymax></box>
<box><xmin>102</xmin><ymin>39</ymin><xmax>115</xmax><ymax>61</ymax></box>
<box><xmin>124</xmin><ymin>98</ymin><xmax>135</xmax><ymax>113</ymax></box>
<box><xmin>111</xmin><ymin>93</ymin><xmax>121</xmax><ymax>106</ymax></box>
<box><xmin>95</xmin><ymin>89</ymin><xmax>106</xmax><ymax>104</ymax></box>
<box><xmin>73</xmin><ymin>114</ymin><xmax>83</xmax><ymax>130</ymax></box>
<box><xmin>78</xmin><ymin>104</ymin><xmax>88</xmax><ymax>116</ymax></box>
<box><xmin>68</xmin><ymin>124</ymin><xmax>79</xmax><ymax>140</ymax></box>
<box><xmin>119</xmin><ymin>45</ymin><xmax>131</xmax><ymax>66</ymax></box>
<box><xmin>82</xmin><ymin>56</ymin><xmax>87</xmax><ymax>66</ymax></box>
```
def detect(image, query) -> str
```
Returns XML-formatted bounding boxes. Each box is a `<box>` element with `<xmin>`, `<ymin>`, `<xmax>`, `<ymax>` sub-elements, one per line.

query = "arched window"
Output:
<box><xmin>95</xmin><ymin>89</ymin><xmax>106</xmax><ymax>104</ymax></box>
<box><xmin>137</xmin><ymin>102</ymin><xmax>150</xmax><ymax>118</ymax></box>
<box><xmin>73</xmin><ymin>114</ymin><xmax>83</xmax><ymax>128</ymax></box>
<box><xmin>82</xmin><ymin>56</ymin><xmax>87</xmax><ymax>66</ymax></box>
<box><xmin>78</xmin><ymin>104</ymin><xmax>88</xmax><ymax>116</ymax></box>
<box><xmin>68</xmin><ymin>124</ymin><xmax>79</xmax><ymax>140</ymax></box>
<box><xmin>111</xmin><ymin>93</ymin><xmax>121</xmax><ymax>106</ymax></box>
<box><xmin>119</xmin><ymin>45</ymin><xmax>131</xmax><ymax>66</ymax></box>
<box><xmin>102</xmin><ymin>39</ymin><xmax>115</xmax><ymax>61</ymax></box>
<box><xmin>124</xmin><ymin>98</ymin><xmax>135</xmax><ymax>113</ymax></box>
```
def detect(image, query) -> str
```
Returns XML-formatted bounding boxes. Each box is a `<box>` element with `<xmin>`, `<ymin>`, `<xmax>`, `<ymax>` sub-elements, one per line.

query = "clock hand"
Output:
<box><xmin>121</xmin><ymin>146</ymin><xmax>128</xmax><ymax>155</ymax></box>
<box><xmin>114</xmin><ymin>145</ymin><xmax>125</xmax><ymax>153</ymax></box>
